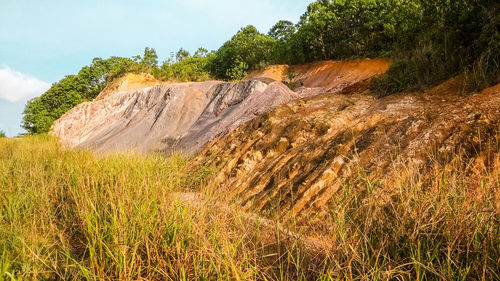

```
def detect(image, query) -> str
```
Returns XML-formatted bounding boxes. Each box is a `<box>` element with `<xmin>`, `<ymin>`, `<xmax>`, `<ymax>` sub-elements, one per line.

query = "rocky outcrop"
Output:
<box><xmin>51</xmin><ymin>78</ymin><xmax>300</xmax><ymax>154</ymax></box>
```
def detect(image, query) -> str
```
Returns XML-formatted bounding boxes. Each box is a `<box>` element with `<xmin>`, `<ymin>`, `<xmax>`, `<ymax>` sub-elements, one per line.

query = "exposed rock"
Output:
<box><xmin>96</xmin><ymin>73</ymin><xmax>161</xmax><ymax>100</ymax></box>
<box><xmin>246</xmin><ymin>58</ymin><xmax>391</xmax><ymax>96</ymax></box>
<box><xmin>277</xmin><ymin>137</ymin><xmax>290</xmax><ymax>153</ymax></box>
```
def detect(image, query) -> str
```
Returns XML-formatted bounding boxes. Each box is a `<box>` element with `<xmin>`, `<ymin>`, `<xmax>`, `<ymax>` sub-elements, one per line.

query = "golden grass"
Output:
<box><xmin>0</xmin><ymin>135</ymin><xmax>312</xmax><ymax>280</ymax></box>
<box><xmin>0</xmin><ymin>135</ymin><xmax>498</xmax><ymax>280</ymax></box>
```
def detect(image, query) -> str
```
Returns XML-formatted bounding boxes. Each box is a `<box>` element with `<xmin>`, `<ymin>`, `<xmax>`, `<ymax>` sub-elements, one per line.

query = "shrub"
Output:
<box><xmin>154</xmin><ymin>48</ymin><xmax>215</xmax><ymax>82</ymax></box>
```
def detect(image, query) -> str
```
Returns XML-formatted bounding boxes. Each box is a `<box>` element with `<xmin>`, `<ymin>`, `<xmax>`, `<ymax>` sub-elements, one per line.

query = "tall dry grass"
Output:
<box><xmin>316</xmin><ymin>148</ymin><xmax>500</xmax><ymax>280</ymax></box>
<box><xmin>0</xmin><ymin>135</ymin><xmax>499</xmax><ymax>280</ymax></box>
<box><xmin>0</xmin><ymin>135</ymin><xmax>315</xmax><ymax>281</ymax></box>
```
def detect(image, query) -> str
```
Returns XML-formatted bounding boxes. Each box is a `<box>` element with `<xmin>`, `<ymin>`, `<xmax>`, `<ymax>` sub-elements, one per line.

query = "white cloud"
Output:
<box><xmin>0</xmin><ymin>66</ymin><xmax>51</xmax><ymax>103</ymax></box>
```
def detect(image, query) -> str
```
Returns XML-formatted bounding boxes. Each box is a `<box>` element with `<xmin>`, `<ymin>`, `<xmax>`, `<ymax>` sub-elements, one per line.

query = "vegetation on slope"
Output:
<box><xmin>0</xmin><ymin>135</ymin><xmax>316</xmax><ymax>280</ymax></box>
<box><xmin>1</xmin><ymin>135</ymin><xmax>499</xmax><ymax>280</ymax></box>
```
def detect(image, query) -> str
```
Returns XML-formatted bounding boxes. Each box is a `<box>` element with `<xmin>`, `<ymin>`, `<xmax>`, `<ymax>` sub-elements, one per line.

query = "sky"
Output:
<box><xmin>0</xmin><ymin>0</ymin><xmax>312</xmax><ymax>137</ymax></box>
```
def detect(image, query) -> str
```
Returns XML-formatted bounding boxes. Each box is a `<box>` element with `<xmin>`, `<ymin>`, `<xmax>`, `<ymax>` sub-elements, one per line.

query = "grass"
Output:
<box><xmin>0</xmin><ymin>135</ymin><xmax>312</xmax><ymax>280</ymax></box>
<box><xmin>319</xmin><ymin>151</ymin><xmax>500</xmax><ymax>280</ymax></box>
<box><xmin>0</xmin><ymin>135</ymin><xmax>499</xmax><ymax>280</ymax></box>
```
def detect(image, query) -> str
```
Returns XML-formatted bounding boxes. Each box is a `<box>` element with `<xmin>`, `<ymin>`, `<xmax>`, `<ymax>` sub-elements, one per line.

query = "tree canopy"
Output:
<box><xmin>210</xmin><ymin>26</ymin><xmax>276</xmax><ymax>80</ymax></box>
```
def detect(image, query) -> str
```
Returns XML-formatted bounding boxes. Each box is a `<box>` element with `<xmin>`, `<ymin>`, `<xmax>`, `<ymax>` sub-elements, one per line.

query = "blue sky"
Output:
<box><xmin>0</xmin><ymin>0</ymin><xmax>312</xmax><ymax>136</ymax></box>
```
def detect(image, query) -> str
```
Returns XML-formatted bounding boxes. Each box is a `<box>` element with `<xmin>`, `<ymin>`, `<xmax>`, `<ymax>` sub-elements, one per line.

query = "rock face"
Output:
<box><xmin>192</xmin><ymin>78</ymin><xmax>500</xmax><ymax>235</ymax></box>
<box><xmin>51</xmin><ymin>79</ymin><xmax>300</xmax><ymax>154</ymax></box>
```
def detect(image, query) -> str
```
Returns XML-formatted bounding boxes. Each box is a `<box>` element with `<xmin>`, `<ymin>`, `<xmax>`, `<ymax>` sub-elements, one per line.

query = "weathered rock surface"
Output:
<box><xmin>51</xmin><ymin>60</ymin><xmax>499</xmax><ymax>240</ymax></box>
<box><xmin>192</xmin><ymin>78</ymin><xmax>500</xmax><ymax>235</ymax></box>
<box><xmin>51</xmin><ymin>78</ymin><xmax>300</xmax><ymax>154</ymax></box>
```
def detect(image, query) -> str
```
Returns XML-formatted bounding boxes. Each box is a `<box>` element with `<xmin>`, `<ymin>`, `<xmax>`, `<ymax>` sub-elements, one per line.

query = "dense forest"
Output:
<box><xmin>23</xmin><ymin>0</ymin><xmax>499</xmax><ymax>134</ymax></box>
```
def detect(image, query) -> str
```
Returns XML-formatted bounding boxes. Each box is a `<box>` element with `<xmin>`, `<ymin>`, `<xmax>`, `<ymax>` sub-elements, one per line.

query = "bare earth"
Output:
<box><xmin>192</xmin><ymin>78</ymin><xmax>500</xmax><ymax>239</ymax></box>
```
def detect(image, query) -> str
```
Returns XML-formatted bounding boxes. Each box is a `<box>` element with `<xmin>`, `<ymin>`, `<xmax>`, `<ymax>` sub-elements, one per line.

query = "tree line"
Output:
<box><xmin>23</xmin><ymin>0</ymin><xmax>499</xmax><ymax>134</ymax></box>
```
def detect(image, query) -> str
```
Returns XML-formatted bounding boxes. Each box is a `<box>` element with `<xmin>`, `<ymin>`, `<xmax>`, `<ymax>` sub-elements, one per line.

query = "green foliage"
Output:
<box><xmin>210</xmin><ymin>26</ymin><xmax>276</xmax><ymax>80</ymax></box>
<box><xmin>370</xmin><ymin>0</ymin><xmax>500</xmax><ymax>93</ymax></box>
<box><xmin>224</xmin><ymin>58</ymin><xmax>248</xmax><ymax>81</ymax></box>
<box><xmin>154</xmin><ymin>48</ymin><xmax>215</xmax><ymax>82</ymax></box>
<box><xmin>287</xmin><ymin>0</ymin><xmax>422</xmax><ymax>63</ymax></box>
<box><xmin>268</xmin><ymin>0</ymin><xmax>499</xmax><ymax>93</ymax></box>
<box><xmin>175</xmin><ymin>48</ymin><xmax>190</xmax><ymax>62</ymax></box>
<box><xmin>0</xmin><ymin>131</ymin><xmax>5</xmax><ymax>138</ymax></box>
<box><xmin>268</xmin><ymin>20</ymin><xmax>296</xmax><ymax>64</ymax></box>
<box><xmin>136</xmin><ymin>47</ymin><xmax>158</xmax><ymax>73</ymax></box>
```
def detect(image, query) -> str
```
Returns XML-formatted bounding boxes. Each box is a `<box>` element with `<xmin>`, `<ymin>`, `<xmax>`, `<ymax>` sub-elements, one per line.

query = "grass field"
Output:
<box><xmin>0</xmin><ymin>135</ymin><xmax>499</xmax><ymax>280</ymax></box>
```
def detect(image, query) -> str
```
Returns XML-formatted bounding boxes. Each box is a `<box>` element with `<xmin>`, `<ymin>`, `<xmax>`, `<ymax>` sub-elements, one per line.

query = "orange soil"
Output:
<box><xmin>96</xmin><ymin>73</ymin><xmax>163</xmax><ymax>100</ymax></box>
<box><xmin>246</xmin><ymin>59</ymin><xmax>391</xmax><ymax>92</ymax></box>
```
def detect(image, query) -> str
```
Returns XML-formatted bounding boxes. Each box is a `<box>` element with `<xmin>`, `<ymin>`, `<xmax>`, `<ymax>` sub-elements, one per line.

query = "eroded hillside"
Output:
<box><xmin>52</xmin><ymin>76</ymin><xmax>300</xmax><ymax>154</ymax></box>
<box><xmin>43</xmin><ymin>59</ymin><xmax>500</xmax><ymax>279</ymax></box>
<box><xmin>192</xmin><ymin>78</ymin><xmax>500</xmax><ymax>238</ymax></box>
<box><xmin>52</xmin><ymin>59</ymin><xmax>389</xmax><ymax>154</ymax></box>
<box><xmin>246</xmin><ymin>59</ymin><xmax>391</xmax><ymax>96</ymax></box>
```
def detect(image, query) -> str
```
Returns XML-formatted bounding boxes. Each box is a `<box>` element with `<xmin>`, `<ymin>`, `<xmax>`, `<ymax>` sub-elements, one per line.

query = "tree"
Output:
<box><xmin>210</xmin><ymin>25</ymin><xmax>276</xmax><ymax>80</ymax></box>
<box><xmin>268</xmin><ymin>20</ymin><xmax>296</xmax><ymax>64</ymax></box>
<box><xmin>286</xmin><ymin>0</ymin><xmax>424</xmax><ymax>63</ymax></box>
<box><xmin>194</xmin><ymin>47</ymin><xmax>208</xmax><ymax>58</ymax></box>
<box><xmin>139</xmin><ymin>47</ymin><xmax>158</xmax><ymax>72</ymax></box>
<box><xmin>175</xmin><ymin>48</ymin><xmax>190</xmax><ymax>62</ymax></box>
<box><xmin>0</xmin><ymin>130</ymin><xmax>6</xmax><ymax>138</ymax></box>
<box><xmin>268</xmin><ymin>20</ymin><xmax>295</xmax><ymax>41</ymax></box>
<box><xmin>22</xmin><ymin>55</ymin><xmax>141</xmax><ymax>134</ymax></box>
<box><xmin>154</xmin><ymin>47</ymin><xmax>215</xmax><ymax>82</ymax></box>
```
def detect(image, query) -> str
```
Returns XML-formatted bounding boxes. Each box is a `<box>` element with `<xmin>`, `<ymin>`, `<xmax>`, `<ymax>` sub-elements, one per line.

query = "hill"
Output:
<box><xmin>51</xmin><ymin>59</ymin><xmax>390</xmax><ymax>154</ymax></box>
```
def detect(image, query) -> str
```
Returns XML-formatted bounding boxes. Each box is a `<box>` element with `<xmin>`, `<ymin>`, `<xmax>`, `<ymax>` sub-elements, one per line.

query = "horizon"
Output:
<box><xmin>0</xmin><ymin>0</ymin><xmax>312</xmax><ymax>137</ymax></box>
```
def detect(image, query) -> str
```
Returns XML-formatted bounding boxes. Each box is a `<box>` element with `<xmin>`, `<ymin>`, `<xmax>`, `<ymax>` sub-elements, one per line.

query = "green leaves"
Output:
<box><xmin>154</xmin><ymin>48</ymin><xmax>214</xmax><ymax>82</ymax></box>
<box><xmin>210</xmin><ymin>26</ymin><xmax>276</xmax><ymax>80</ymax></box>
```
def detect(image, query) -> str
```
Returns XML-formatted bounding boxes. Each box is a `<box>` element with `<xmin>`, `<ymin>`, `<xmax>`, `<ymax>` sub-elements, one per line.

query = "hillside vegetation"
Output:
<box><xmin>22</xmin><ymin>0</ymin><xmax>499</xmax><ymax>134</ymax></box>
